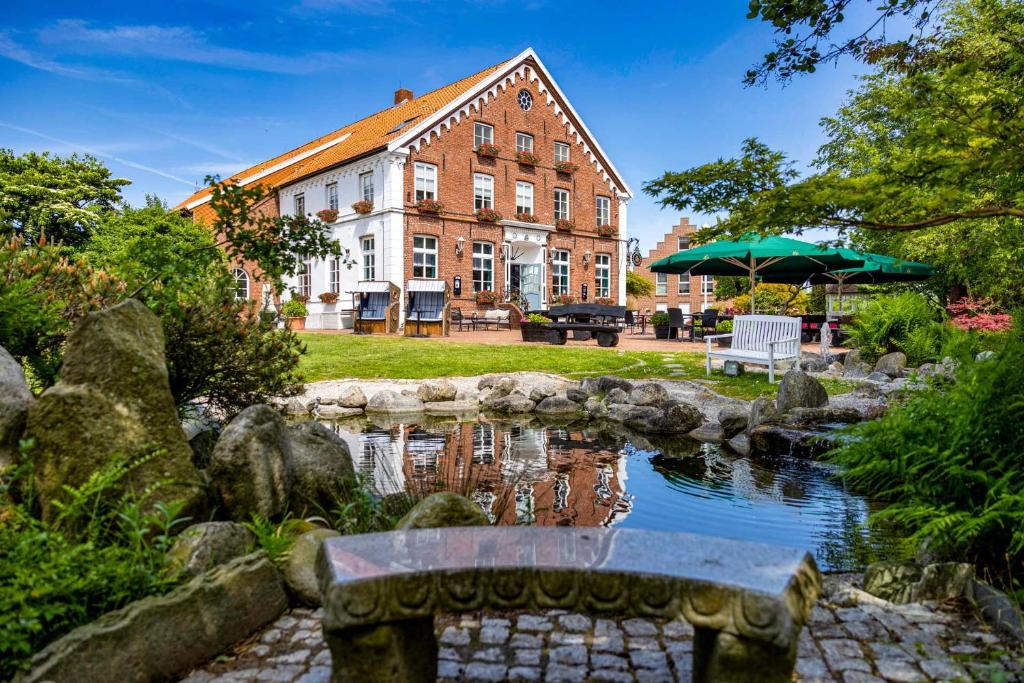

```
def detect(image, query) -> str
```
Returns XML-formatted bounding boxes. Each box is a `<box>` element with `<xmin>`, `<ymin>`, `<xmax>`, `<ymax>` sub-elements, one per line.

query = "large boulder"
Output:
<box><xmin>874</xmin><ymin>351</ymin><xmax>907</xmax><ymax>378</ymax></box>
<box><xmin>283</xmin><ymin>528</ymin><xmax>340</xmax><ymax>606</ymax></box>
<box><xmin>628</xmin><ymin>382</ymin><xmax>670</xmax><ymax>407</ymax></box>
<box><xmin>799</xmin><ymin>357</ymin><xmax>829</xmax><ymax>373</ymax></box>
<box><xmin>583</xmin><ymin>396</ymin><xmax>608</xmax><ymax>419</ymax></box>
<box><xmin>843</xmin><ymin>362</ymin><xmax>872</xmax><ymax>379</ymax></box>
<box><xmin>287</xmin><ymin>421</ymin><xmax>356</xmax><ymax>516</ymax></box>
<box><xmin>747</xmin><ymin>396</ymin><xmax>779</xmax><ymax>432</ymax></box>
<box><xmin>416</xmin><ymin>379</ymin><xmax>457</xmax><ymax>403</ymax></box>
<box><xmin>332</xmin><ymin>386</ymin><xmax>368</xmax><ymax>408</ymax></box>
<box><xmin>781</xmin><ymin>406</ymin><xmax>864</xmax><ymax>427</ymax></box>
<box><xmin>482</xmin><ymin>393</ymin><xmax>535</xmax><ymax>414</ymax></box>
<box><xmin>395</xmin><ymin>492</ymin><xmax>489</xmax><ymax>530</ymax></box>
<box><xmin>749</xmin><ymin>424</ymin><xmax>836</xmax><ymax>459</ymax></box>
<box><xmin>580</xmin><ymin>375</ymin><xmax>634</xmax><ymax>396</ymax></box>
<box><xmin>534</xmin><ymin>396</ymin><xmax>583</xmax><ymax>415</ymax></box>
<box><xmin>717</xmin><ymin>406</ymin><xmax>749</xmax><ymax>438</ymax></box>
<box><xmin>365</xmin><ymin>390</ymin><xmax>425</xmax><ymax>414</ymax></box>
<box><xmin>0</xmin><ymin>345</ymin><xmax>33</xmax><ymax>466</ymax></box>
<box><xmin>605</xmin><ymin>387</ymin><xmax>629</xmax><ymax>404</ymax></box>
<box><xmin>209</xmin><ymin>405</ymin><xmax>291</xmax><ymax>520</ymax></box>
<box><xmin>775</xmin><ymin>369</ymin><xmax>828</xmax><ymax>413</ymax></box>
<box><xmin>566</xmin><ymin>387</ymin><xmax>589</xmax><ymax>404</ymax></box>
<box><xmin>167</xmin><ymin>522</ymin><xmax>254</xmax><ymax>577</ymax></box>
<box><xmin>863</xmin><ymin>561</ymin><xmax>974</xmax><ymax>604</ymax></box>
<box><xmin>843</xmin><ymin>349</ymin><xmax>862</xmax><ymax>368</ymax></box>
<box><xmin>651</xmin><ymin>402</ymin><xmax>704</xmax><ymax>434</ymax></box>
<box><xmin>24</xmin><ymin>300</ymin><xmax>205</xmax><ymax>523</ymax></box>
<box><xmin>528</xmin><ymin>381</ymin><xmax>559</xmax><ymax>402</ymax></box>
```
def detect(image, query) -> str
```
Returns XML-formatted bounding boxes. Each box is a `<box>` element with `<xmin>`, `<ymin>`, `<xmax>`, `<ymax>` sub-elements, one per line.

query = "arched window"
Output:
<box><xmin>232</xmin><ymin>268</ymin><xmax>249</xmax><ymax>301</ymax></box>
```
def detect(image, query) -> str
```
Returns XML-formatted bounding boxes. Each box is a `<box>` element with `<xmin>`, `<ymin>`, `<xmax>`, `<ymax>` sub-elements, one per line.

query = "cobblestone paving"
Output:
<box><xmin>181</xmin><ymin>578</ymin><xmax>1023</xmax><ymax>683</ymax></box>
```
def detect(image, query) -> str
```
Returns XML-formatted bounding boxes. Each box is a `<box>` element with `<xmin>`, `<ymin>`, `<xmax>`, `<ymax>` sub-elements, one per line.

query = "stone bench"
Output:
<box><xmin>316</xmin><ymin>527</ymin><xmax>821</xmax><ymax>682</ymax></box>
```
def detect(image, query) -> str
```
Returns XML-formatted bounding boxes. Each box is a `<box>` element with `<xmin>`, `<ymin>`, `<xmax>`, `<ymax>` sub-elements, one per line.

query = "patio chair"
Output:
<box><xmin>624</xmin><ymin>310</ymin><xmax>639</xmax><ymax>334</ymax></box>
<box><xmin>451</xmin><ymin>307</ymin><xmax>468</xmax><ymax>331</ymax></box>
<box><xmin>692</xmin><ymin>309</ymin><xmax>719</xmax><ymax>341</ymax></box>
<box><xmin>667</xmin><ymin>308</ymin><xmax>689</xmax><ymax>341</ymax></box>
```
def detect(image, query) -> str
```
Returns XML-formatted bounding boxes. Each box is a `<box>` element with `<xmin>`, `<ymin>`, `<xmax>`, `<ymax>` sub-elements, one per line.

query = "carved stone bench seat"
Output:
<box><xmin>316</xmin><ymin>527</ymin><xmax>822</xmax><ymax>682</ymax></box>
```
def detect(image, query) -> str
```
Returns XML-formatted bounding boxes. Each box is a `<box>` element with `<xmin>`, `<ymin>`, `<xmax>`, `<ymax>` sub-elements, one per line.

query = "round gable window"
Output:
<box><xmin>517</xmin><ymin>89</ymin><xmax>533</xmax><ymax>111</ymax></box>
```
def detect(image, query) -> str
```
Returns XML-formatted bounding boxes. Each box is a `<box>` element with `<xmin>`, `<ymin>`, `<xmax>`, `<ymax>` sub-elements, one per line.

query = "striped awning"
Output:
<box><xmin>353</xmin><ymin>280</ymin><xmax>394</xmax><ymax>293</ymax></box>
<box><xmin>407</xmin><ymin>279</ymin><xmax>448</xmax><ymax>292</ymax></box>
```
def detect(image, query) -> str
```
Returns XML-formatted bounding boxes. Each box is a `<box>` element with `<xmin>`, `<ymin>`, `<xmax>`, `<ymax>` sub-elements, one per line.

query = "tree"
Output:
<box><xmin>0</xmin><ymin>150</ymin><xmax>129</xmax><ymax>247</ymax></box>
<box><xmin>625</xmin><ymin>269</ymin><xmax>654</xmax><ymax>298</ymax></box>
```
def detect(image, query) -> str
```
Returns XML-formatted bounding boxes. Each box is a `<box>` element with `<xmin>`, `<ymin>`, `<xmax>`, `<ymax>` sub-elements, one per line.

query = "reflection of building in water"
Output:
<box><xmin>351</xmin><ymin>420</ymin><xmax>631</xmax><ymax>527</ymax></box>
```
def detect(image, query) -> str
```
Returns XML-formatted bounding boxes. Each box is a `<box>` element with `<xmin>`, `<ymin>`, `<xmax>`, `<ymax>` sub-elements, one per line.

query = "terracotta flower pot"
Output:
<box><xmin>286</xmin><ymin>316</ymin><xmax>306</xmax><ymax>331</ymax></box>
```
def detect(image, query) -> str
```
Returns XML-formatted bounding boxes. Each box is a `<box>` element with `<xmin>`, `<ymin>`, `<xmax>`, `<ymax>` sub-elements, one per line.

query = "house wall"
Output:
<box><xmin>634</xmin><ymin>217</ymin><xmax>715</xmax><ymax>314</ymax></box>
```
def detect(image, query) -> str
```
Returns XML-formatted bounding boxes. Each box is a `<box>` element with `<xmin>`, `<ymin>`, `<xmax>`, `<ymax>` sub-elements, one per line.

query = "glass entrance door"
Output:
<box><xmin>520</xmin><ymin>264</ymin><xmax>542</xmax><ymax>311</ymax></box>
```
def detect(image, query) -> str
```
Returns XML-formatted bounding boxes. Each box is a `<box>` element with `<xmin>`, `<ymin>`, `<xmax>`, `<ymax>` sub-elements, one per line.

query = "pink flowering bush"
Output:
<box><xmin>947</xmin><ymin>296</ymin><xmax>1013</xmax><ymax>332</ymax></box>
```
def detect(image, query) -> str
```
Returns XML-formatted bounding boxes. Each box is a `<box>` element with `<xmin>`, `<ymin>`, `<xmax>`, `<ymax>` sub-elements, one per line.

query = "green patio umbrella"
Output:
<box><xmin>649</xmin><ymin>234</ymin><xmax>864</xmax><ymax>312</ymax></box>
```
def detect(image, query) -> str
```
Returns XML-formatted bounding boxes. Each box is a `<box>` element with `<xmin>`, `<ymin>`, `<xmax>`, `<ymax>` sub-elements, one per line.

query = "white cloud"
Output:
<box><xmin>0</xmin><ymin>30</ymin><xmax>133</xmax><ymax>83</ymax></box>
<box><xmin>176</xmin><ymin>161</ymin><xmax>257</xmax><ymax>178</ymax></box>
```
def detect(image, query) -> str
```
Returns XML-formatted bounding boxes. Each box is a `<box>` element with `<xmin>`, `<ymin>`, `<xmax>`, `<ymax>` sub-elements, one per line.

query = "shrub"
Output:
<box><xmin>625</xmin><ymin>270</ymin><xmax>654</xmax><ymax>298</ymax></box>
<box><xmin>846</xmin><ymin>292</ymin><xmax>939</xmax><ymax>363</ymax></box>
<box><xmin>650</xmin><ymin>312</ymin><xmax>671</xmax><ymax>327</ymax></box>
<box><xmin>717</xmin><ymin>319</ymin><xmax>733</xmax><ymax>333</ymax></box>
<box><xmin>947</xmin><ymin>296</ymin><xmax>1013</xmax><ymax>333</ymax></box>
<box><xmin>281</xmin><ymin>299</ymin><xmax>308</xmax><ymax>317</ymax></box>
<box><xmin>829</xmin><ymin>334</ymin><xmax>1024</xmax><ymax>591</ymax></box>
<box><xmin>732</xmin><ymin>284</ymin><xmax>807</xmax><ymax>315</ymax></box>
<box><xmin>525</xmin><ymin>313</ymin><xmax>552</xmax><ymax>323</ymax></box>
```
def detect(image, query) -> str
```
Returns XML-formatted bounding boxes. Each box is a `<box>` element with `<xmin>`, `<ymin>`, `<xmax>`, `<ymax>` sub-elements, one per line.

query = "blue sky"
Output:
<box><xmin>0</xmin><ymin>0</ymin><xmax>869</xmax><ymax>251</ymax></box>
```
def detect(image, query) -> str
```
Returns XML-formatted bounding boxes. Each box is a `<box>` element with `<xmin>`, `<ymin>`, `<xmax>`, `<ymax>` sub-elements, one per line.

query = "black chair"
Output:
<box><xmin>451</xmin><ymin>307</ymin><xmax>467</xmax><ymax>331</ymax></box>
<box><xmin>667</xmin><ymin>308</ymin><xmax>689</xmax><ymax>341</ymax></box>
<box><xmin>693</xmin><ymin>309</ymin><xmax>719</xmax><ymax>341</ymax></box>
<box><xmin>624</xmin><ymin>310</ymin><xmax>638</xmax><ymax>334</ymax></box>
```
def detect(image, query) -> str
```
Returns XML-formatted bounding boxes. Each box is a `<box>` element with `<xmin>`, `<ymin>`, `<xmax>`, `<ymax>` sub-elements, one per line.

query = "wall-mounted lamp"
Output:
<box><xmin>583</xmin><ymin>250</ymin><xmax>592</xmax><ymax>267</ymax></box>
<box><xmin>455</xmin><ymin>236</ymin><xmax>466</xmax><ymax>256</ymax></box>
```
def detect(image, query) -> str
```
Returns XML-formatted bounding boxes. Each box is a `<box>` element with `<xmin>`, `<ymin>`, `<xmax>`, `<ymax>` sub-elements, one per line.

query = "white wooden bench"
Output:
<box><xmin>705</xmin><ymin>315</ymin><xmax>802</xmax><ymax>382</ymax></box>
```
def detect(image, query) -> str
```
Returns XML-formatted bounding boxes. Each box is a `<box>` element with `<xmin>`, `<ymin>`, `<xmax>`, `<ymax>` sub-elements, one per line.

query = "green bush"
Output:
<box><xmin>282</xmin><ymin>299</ymin><xmax>308</xmax><ymax>317</ymax></box>
<box><xmin>846</xmin><ymin>292</ymin><xmax>940</xmax><ymax>363</ymax></box>
<box><xmin>829</xmin><ymin>334</ymin><xmax>1024</xmax><ymax>593</ymax></box>
<box><xmin>717</xmin><ymin>319</ymin><xmax>733</xmax><ymax>333</ymax></box>
<box><xmin>525</xmin><ymin>312</ymin><xmax>552</xmax><ymax>323</ymax></box>
<box><xmin>649</xmin><ymin>312</ymin><xmax>670</xmax><ymax>327</ymax></box>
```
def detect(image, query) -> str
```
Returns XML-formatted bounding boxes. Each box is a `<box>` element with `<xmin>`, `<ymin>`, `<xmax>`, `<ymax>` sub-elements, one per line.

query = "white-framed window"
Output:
<box><xmin>326</xmin><ymin>183</ymin><xmax>338</xmax><ymax>211</ymax></box>
<box><xmin>702</xmin><ymin>276</ymin><xmax>715</xmax><ymax>295</ymax></box>
<box><xmin>552</xmin><ymin>250</ymin><xmax>570</xmax><ymax>296</ymax></box>
<box><xmin>678</xmin><ymin>276</ymin><xmax>691</xmax><ymax>295</ymax></box>
<box><xmin>359</xmin><ymin>172</ymin><xmax>374</xmax><ymax>203</ymax></box>
<box><xmin>678</xmin><ymin>236</ymin><xmax>691</xmax><ymax>251</ymax></box>
<box><xmin>595</xmin><ymin>254</ymin><xmax>611</xmax><ymax>299</ymax></box>
<box><xmin>261</xmin><ymin>283</ymin><xmax>272</xmax><ymax>306</ymax></box>
<box><xmin>515</xmin><ymin>181</ymin><xmax>533</xmax><ymax>215</ymax></box>
<box><xmin>554</xmin><ymin>142</ymin><xmax>570</xmax><ymax>163</ymax></box>
<box><xmin>656</xmin><ymin>272</ymin><xmax>667</xmax><ymax>296</ymax></box>
<box><xmin>595</xmin><ymin>196</ymin><xmax>610</xmax><ymax>226</ymax></box>
<box><xmin>232</xmin><ymin>268</ymin><xmax>249</xmax><ymax>301</ymax></box>
<box><xmin>298</xmin><ymin>259</ymin><xmax>311</xmax><ymax>298</ymax></box>
<box><xmin>473</xmin><ymin>122</ymin><xmax>493</xmax><ymax>148</ymax></box>
<box><xmin>414</xmin><ymin>162</ymin><xmax>436</xmax><ymax>201</ymax></box>
<box><xmin>515</xmin><ymin>132</ymin><xmax>533</xmax><ymax>154</ymax></box>
<box><xmin>472</xmin><ymin>242</ymin><xmax>493</xmax><ymax>292</ymax></box>
<box><xmin>473</xmin><ymin>173</ymin><xmax>493</xmax><ymax>210</ymax></box>
<box><xmin>361</xmin><ymin>235</ymin><xmax>375</xmax><ymax>281</ymax></box>
<box><xmin>330</xmin><ymin>257</ymin><xmax>341</xmax><ymax>293</ymax></box>
<box><xmin>553</xmin><ymin>188</ymin><xmax>570</xmax><ymax>221</ymax></box>
<box><xmin>412</xmin><ymin>235</ymin><xmax>437</xmax><ymax>278</ymax></box>
<box><xmin>294</xmin><ymin>194</ymin><xmax>305</xmax><ymax>217</ymax></box>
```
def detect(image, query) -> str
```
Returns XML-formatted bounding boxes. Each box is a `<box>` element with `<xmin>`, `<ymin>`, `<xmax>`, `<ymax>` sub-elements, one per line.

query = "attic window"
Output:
<box><xmin>386</xmin><ymin>117</ymin><xmax>419</xmax><ymax>135</ymax></box>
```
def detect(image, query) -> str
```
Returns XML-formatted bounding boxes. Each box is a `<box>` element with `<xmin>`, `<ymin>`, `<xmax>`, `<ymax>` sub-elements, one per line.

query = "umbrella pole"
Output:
<box><xmin>749</xmin><ymin>254</ymin><xmax>756</xmax><ymax>314</ymax></box>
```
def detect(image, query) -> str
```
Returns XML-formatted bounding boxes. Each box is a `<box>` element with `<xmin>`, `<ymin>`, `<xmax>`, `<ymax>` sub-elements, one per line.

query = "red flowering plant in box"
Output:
<box><xmin>476</xmin><ymin>143</ymin><xmax>500</xmax><ymax>158</ymax></box>
<box><xmin>946</xmin><ymin>296</ymin><xmax>1013</xmax><ymax>332</ymax></box>
<box><xmin>318</xmin><ymin>291</ymin><xmax>339</xmax><ymax>304</ymax></box>
<box><xmin>290</xmin><ymin>291</ymin><xmax>310</xmax><ymax>304</ymax></box>
<box><xmin>595</xmin><ymin>297</ymin><xmax>615</xmax><ymax>305</ymax></box>
<box><xmin>515</xmin><ymin>151</ymin><xmax>539</xmax><ymax>166</ymax></box>
<box><xmin>555</xmin><ymin>218</ymin><xmax>574</xmax><ymax>232</ymax></box>
<box><xmin>552</xmin><ymin>294</ymin><xmax>577</xmax><ymax>305</ymax></box>
<box><xmin>316</xmin><ymin>208</ymin><xmax>338</xmax><ymax>223</ymax></box>
<box><xmin>514</xmin><ymin>212</ymin><xmax>539</xmax><ymax>223</ymax></box>
<box><xmin>596</xmin><ymin>224</ymin><xmax>616</xmax><ymax>237</ymax></box>
<box><xmin>475</xmin><ymin>208</ymin><xmax>502</xmax><ymax>223</ymax></box>
<box><xmin>553</xmin><ymin>161</ymin><xmax>578</xmax><ymax>174</ymax></box>
<box><xmin>416</xmin><ymin>199</ymin><xmax>444</xmax><ymax>214</ymax></box>
<box><xmin>351</xmin><ymin>200</ymin><xmax>373</xmax><ymax>215</ymax></box>
<box><xmin>475</xmin><ymin>290</ymin><xmax>499</xmax><ymax>304</ymax></box>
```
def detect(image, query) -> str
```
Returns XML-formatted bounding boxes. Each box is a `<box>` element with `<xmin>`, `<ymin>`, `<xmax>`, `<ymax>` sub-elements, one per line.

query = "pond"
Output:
<box><xmin>322</xmin><ymin>415</ymin><xmax>897</xmax><ymax>571</ymax></box>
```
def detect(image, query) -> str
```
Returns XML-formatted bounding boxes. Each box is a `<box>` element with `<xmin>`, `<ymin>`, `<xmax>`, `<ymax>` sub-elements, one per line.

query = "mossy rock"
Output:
<box><xmin>395</xmin><ymin>492</ymin><xmax>489</xmax><ymax>530</ymax></box>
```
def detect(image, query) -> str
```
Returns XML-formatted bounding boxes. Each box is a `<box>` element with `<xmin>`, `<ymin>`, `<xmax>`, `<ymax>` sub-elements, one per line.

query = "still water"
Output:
<box><xmin>323</xmin><ymin>416</ymin><xmax>894</xmax><ymax>571</ymax></box>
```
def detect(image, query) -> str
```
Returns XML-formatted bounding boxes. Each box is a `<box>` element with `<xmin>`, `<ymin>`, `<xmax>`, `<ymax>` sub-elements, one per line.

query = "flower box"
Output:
<box><xmin>351</xmin><ymin>200</ymin><xmax>373</xmax><ymax>215</ymax></box>
<box><xmin>555</xmin><ymin>218</ymin><xmax>574</xmax><ymax>232</ymax></box>
<box><xmin>318</xmin><ymin>291</ymin><xmax>339</xmax><ymax>304</ymax></box>
<box><xmin>316</xmin><ymin>208</ymin><xmax>338</xmax><ymax>223</ymax></box>
<box><xmin>594</xmin><ymin>297</ymin><xmax>615</xmax><ymax>305</ymax></box>
<box><xmin>552</xmin><ymin>294</ymin><xmax>577</xmax><ymax>305</ymax></box>
<box><xmin>475</xmin><ymin>208</ymin><xmax>502</xmax><ymax>223</ymax></box>
<box><xmin>553</xmin><ymin>161</ymin><xmax>578</xmax><ymax>174</ymax></box>
<box><xmin>416</xmin><ymin>199</ymin><xmax>444</xmax><ymax>215</ymax></box>
<box><xmin>515</xmin><ymin>151</ymin><xmax>540</xmax><ymax>167</ymax></box>
<box><xmin>515</xmin><ymin>212</ymin><xmax>539</xmax><ymax>223</ymax></box>
<box><xmin>596</xmin><ymin>224</ymin><xmax>616</xmax><ymax>237</ymax></box>
<box><xmin>476</xmin><ymin>143</ymin><xmax>500</xmax><ymax>158</ymax></box>
<box><xmin>476</xmin><ymin>290</ymin><xmax>499</xmax><ymax>305</ymax></box>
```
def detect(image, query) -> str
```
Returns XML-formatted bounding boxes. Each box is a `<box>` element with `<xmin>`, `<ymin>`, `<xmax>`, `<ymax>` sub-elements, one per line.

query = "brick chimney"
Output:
<box><xmin>394</xmin><ymin>88</ymin><xmax>413</xmax><ymax>105</ymax></box>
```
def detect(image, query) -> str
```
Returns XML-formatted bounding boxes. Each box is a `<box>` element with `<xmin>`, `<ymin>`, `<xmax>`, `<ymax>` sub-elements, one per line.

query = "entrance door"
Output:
<box><xmin>520</xmin><ymin>264</ymin><xmax>542</xmax><ymax>310</ymax></box>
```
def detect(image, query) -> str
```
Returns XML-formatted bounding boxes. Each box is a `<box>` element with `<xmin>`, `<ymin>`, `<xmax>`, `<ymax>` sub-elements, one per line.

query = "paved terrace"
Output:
<box><xmin>180</xmin><ymin>576</ymin><xmax>1022</xmax><ymax>683</ymax></box>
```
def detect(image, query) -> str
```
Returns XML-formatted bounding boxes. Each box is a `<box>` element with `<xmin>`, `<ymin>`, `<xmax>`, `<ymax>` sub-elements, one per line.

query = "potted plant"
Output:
<box><xmin>715</xmin><ymin>319</ymin><xmax>733</xmax><ymax>346</ymax></box>
<box><xmin>650</xmin><ymin>311</ymin><xmax>673</xmax><ymax>339</ymax></box>
<box><xmin>415</xmin><ymin>199</ymin><xmax>444</xmax><ymax>214</ymax></box>
<box><xmin>553</xmin><ymin>161</ymin><xmax>578</xmax><ymax>174</ymax></box>
<box><xmin>515</xmin><ymin>151</ymin><xmax>539</xmax><ymax>166</ymax></box>
<box><xmin>596</xmin><ymin>224</ymin><xmax>616</xmax><ymax>237</ymax></box>
<box><xmin>476</xmin><ymin>143</ymin><xmax>500</xmax><ymax>158</ymax></box>
<box><xmin>520</xmin><ymin>312</ymin><xmax>552</xmax><ymax>342</ymax></box>
<box><xmin>316</xmin><ymin>208</ymin><xmax>338</xmax><ymax>223</ymax></box>
<box><xmin>552</xmin><ymin>294</ymin><xmax>577</xmax><ymax>305</ymax></box>
<box><xmin>475</xmin><ymin>290</ymin><xmax>499</xmax><ymax>306</ymax></box>
<box><xmin>291</xmin><ymin>292</ymin><xmax>310</xmax><ymax>304</ymax></box>
<box><xmin>351</xmin><ymin>200</ymin><xmax>373</xmax><ymax>215</ymax></box>
<box><xmin>282</xmin><ymin>298</ymin><xmax>308</xmax><ymax>331</ymax></box>
<box><xmin>319</xmin><ymin>291</ymin><xmax>339</xmax><ymax>305</ymax></box>
<box><xmin>515</xmin><ymin>212</ymin><xmax>539</xmax><ymax>223</ymax></box>
<box><xmin>475</xmin><ymin>208</ymin><xmax>502</xmax><ymax>223</ymax></box>
<box><xmin>595</xmin><ymin>297</ymin><xmax>614</xmax><ymax>305</ymax></box>
<box><xmin>555</xmin><ymin>218</ymin><xmax>574</xmax><ymax>232</ymax></box>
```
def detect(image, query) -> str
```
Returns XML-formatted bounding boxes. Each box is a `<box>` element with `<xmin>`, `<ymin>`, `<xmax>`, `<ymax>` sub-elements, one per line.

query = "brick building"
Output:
<box><xmin>633</xmin><ymin>217</ymin><xmax>715</xmax><ymax>315</ymax></box>
<box><xmin>176</xmin><ymin>48</ymin><xmax>632</xmax><ymax>327</ymax></box>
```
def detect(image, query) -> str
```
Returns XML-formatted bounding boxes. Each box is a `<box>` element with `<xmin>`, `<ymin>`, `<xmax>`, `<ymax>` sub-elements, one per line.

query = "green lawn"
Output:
<box><xmin>297</xmin><ymin>333</ymin><xmax>854</xmax><ymax>401</ymax></box>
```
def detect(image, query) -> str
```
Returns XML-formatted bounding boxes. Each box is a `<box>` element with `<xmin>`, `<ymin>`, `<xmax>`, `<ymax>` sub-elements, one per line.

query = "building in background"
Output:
<box><xmin>633</xmin><ymin>217</ymin><xmax>714</xmax><ymax>314</ymax></box>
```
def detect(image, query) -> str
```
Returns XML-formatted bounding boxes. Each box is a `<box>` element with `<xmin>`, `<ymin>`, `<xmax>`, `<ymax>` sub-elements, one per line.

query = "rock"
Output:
<box><xmin>749</xmin><ymin>424</ymin><xmax>836</xmax><ymax>459</ymax></box>
<box><xmin>688</xmin><ymin>423</ymin><xmax>724</xmax><ymax>441</ymax></box>
<box><xmin>528</xmin><ymin>382</ymin><xmax>559</xmax><ymax>402</ymax></box>
<box><xmin>580</xmin><ymin>375</ymin><xmax>634</xmax><ymax>396</ymax></box>
<box><xmin>781</xmin><ymin>406</ymin><xmax>864</xmax><ymax>427</ymax></box>
<box><xmin>0</xmin><ymin>345</ymin><xmax>33</xmax><ymax>466</ymax></box>
<box><xmin>775</xmin><ymin>370</ymin><xmax>828</xmax><ymax>413</ymax></box>
<box><xmin>416</xmin><ymin>379</ymin><xmax>457</xmax><ymax>403</ymax></box>
<box><xmin>972</xmin><ymin>579</ymin><xmax>1024</xmax><ymax>642</ymax></box>
<box><xmin>365</xmin><ymin>390</ymin><xmax>425</xmax><ymax>414</ymax></box>
<box><xmin>800</xmin><ymin>357</ymin><xmax>829</xmax><ymax>373</ymax></box>
<box><xmin>283</xmin><ymin>528</ymin><xmax>340</xmax><ymax>606</ymax></box>
<box><xmin>477</xmin><ymin>374</ymin><xmax>513</xmax><ymax>390</ymax></box>
<box><xmin>654</xmin><ymin>402</ymin><xmax>704</xmax><ymax>434</ymax></box>
<box><xmin>976</xmin><ymin>350</ymin><xmax>996</xmax><ymax>362</ymax></box>
<box><xmin>717</xmin><ymin>406</ymin><xmax>749</xmax><ymax>438</ymax></box>
<box><xmin>315</xmin><ymin>404</ymin><xmax>363</xmax><ymax>419</ymax></box>
<box><xmin>167</xmin><ymin>522</ymin><xmax>254</xmax><ymax>577</ymax></box>
<box><xmin>747</xmin><ymin>396</ymin><xmax>779</xmax><ymax>432</ymax></box>
<box><xmin>394</xmin><ymin>492</ymin><xmax>490</xmax><ymax>530</ymax></box>
<box><xmin>534</xmin><ymin>396</ymin><xmax>582</xmax><ymax>415</ymax></box>
<box><xmin>566</xmin><ymin>387</ymin><xmax>589</xmax><ymax>403</ymax></box>
<box><xmin>22</xmin><ymin>554</ymin><xmax>286</xmax><ymax>683</ymax></box>
<box><xmin>210</xmin><ymin>405</ymin><xmax>291</xmax><ymax>520</ymax></box>
<box><xmin>423</xmin><ymin>400</ymin><xmax>480</xmax><ymax>415</ymax></box>
<box><xmin>843</xmin><ymin>349</ymin><xmax>862</xmax><ymax>368</ymax></box>
<box><xmin>583</xmin><ymin>396</ymin><xmax>608</xmax><ymax>419</ymax></box>
<box><xmin>287</xmin><ymin>420</ymin><xmax>355</xmax><ymax>516</ymax></box>
<box><xmin>335</xmin><ymin>385</ymin><xmax>368</xmax><ymax>408</ymax></box>
<box><xmin>727</xmin><ymin>432</ymin><xmax>751</xmax><ymax>456</ymax></box>
<box><xmin>865</xmin><ymin>371</ymin><xmax>892</xmax><ymax>383</ymax></box>
<box><xmin>843</xmin><ymin>362</ymin><xmax>872</xmax><ymax>379</ymax></box>
<box><xmin>482</xmin><ymin>393</ymin><xmax>535</xmax><ymax>414</ymax></box>
<box><xmin>873</xmin><ymin>351</ymin><xmax>907</xmax><ymax>378</ymax></box>
<box><xmin>864</xmin><ymin>561</ymin><xmax>973</xmax><ymax>604</ymax></box>
<box><xmin>285</xmin><ymin>397</ymin><xmax>312</xmax><ymax>415</ymax></box>
<box><xmin>852</xmin><ymin>382</ymin><xmax>887</xmax><ymax>399</ymax></box>
<box><xmin>827</xmin><ymin>361</ymin><xmax>844</xmax><ymax>375</ymax></box>
<box><xmin>915</xmin><ymin>562</ymin><xmax>975</xmax><ymax>602</ymax></box>
<box><xmin>606</xmin><ymin>403</ymin><xmax>658</xmax><ymax>424</ymax></box>
<box><xmin>605</xmin><ymin>387</ymin><xmax>629</xmax><ymax>404</ymax></box>
<box><xmin>24</xmin><ymin>300</ymin><xmax>205</xmax><ymax>523</ymax></box>
<box><xmin>628</xmin><ymin>382</ymin><xmax>671</xmax><ymax>407</ymax></box>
